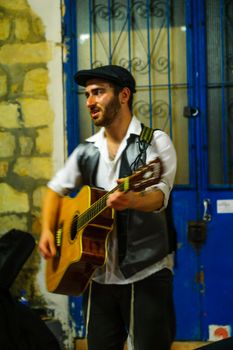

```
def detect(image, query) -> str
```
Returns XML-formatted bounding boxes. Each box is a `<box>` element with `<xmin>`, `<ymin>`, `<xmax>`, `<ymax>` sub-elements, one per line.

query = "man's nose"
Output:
<box><xmin>86</xmin><ymin>95</ymin><xmax>96</xmax><ymax>107</ymax></box>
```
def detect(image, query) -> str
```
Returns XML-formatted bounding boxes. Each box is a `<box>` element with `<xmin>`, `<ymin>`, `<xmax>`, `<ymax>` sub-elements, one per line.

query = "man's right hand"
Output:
<box><xmin>38</xmin><ymin>228</ymin><xmax>57</xmax><ymax>259</ymax></box>
<box><xmin>38</xmin><ymin>188</ymin><xmax>62</xmax><ymax>259</ymax></box>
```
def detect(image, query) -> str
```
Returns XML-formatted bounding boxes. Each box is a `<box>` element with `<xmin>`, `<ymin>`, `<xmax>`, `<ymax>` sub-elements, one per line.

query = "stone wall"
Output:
<box><xmin>0</xmin><ymin>0</ymin><xmax>54</xmax><ymax>302</ymax></box>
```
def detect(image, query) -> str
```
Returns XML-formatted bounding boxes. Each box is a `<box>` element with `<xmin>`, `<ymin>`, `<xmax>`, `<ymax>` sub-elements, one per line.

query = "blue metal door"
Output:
<box><xmin>63</xmin><ymin>0</ymin><xmax>233</xmax><ymax>341</ymax></box>
<box><xmin>173</xmin><ymin>0</ymin><xmax>233</xmax><ymax>341</ymax></box>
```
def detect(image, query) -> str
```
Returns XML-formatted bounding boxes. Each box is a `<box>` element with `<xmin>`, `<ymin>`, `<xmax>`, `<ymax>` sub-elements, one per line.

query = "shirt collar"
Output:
<box><xmin>86</xmin><ymin>115</ymin><xmax>142</xmax><ymax>145</ymax></box>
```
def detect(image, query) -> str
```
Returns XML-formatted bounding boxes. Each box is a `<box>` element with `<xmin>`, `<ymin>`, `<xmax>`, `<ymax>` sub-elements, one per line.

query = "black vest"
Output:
<box><xmin>76</xmin><ymin>135</ymin><xmax>169</xmax><ymax>278</ymax></box>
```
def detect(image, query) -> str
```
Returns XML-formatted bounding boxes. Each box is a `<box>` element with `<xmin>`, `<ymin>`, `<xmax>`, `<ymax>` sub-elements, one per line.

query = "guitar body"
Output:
<box><xmin>46</xmin><ymin>186</ymin><xmax>114</xmax><ymax>296</ymax></box>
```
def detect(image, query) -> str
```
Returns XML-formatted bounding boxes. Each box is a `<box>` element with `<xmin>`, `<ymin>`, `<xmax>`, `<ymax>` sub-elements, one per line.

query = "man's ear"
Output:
<box><xmin>120</xmin><ymin>87</ymin><xmax>131</xmax><ymax>104</ymax></box>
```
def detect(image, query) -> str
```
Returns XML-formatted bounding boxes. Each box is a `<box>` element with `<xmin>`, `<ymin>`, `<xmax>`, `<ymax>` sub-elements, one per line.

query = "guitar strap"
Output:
<box><xmin>138</xmin><ymin>124</ymin><xmax>177</xmax><ymax>255</ymax></box>
<box><xmin>139</xmin><ymin>124</ymin><xmax>154</xmax><ymax>145</ymax></box>
<box><xmin>118</xmin><ymin>123</ymin><xmax>156</xmax><ymax>263</ymax></box>
<box><xmin>130</xmin><ymin>123</ymin><xmax>155</xmax><ymax>171</ymax></box>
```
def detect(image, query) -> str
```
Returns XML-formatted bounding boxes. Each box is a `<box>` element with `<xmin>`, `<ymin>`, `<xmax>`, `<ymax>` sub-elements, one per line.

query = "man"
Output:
<box><xmin>39</xmin><ymin>65</ymin><xmax>177</xmax><ymax>350</ymax></box>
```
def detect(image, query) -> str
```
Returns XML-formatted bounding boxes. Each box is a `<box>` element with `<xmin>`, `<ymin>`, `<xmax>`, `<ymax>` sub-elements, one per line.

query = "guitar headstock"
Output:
<box><xmin>121</xmin><ymin>157</ymin><xmax>163</xmax><ymax>192</ymax></box>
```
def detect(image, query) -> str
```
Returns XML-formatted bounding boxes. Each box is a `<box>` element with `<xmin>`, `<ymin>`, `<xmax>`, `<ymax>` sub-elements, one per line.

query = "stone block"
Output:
<box><xmin>19</xmin><ymin>98</ymin><xmax>54</xmax><ymax>127</ymax></box>
<box><xmin>0</xmin><ymin>43</ymin><xmax>52</xmax><ymax>64</ymax></box>
<box><xmin>31</xmin><ymin>14</ymin><xmax>45</xmax><ymax>37</ymax></box>
<box><xmin>0</xmin><ymin>14</ymin><xmax>10</xmax><ymax>41</ymax></box>
<box><xmin>0</xmin><ymin>214</ymin><xmax>28</xmax><ymax>235</ymax></box>
<box><xmin>23</xmin><ymin>68</ymin><xmax>49</xmax><ymax>96</ymax></box>
<box><xmin>0</xmin><ymin>0</ymin><xmax>29</xmax><ymax>11</ymax></box>
<box><xmin>33</xmin><ymin>185</ymin><xmax>47</xmax><ymax>208</ymax></box>
<box><xmin>0</xmin><ymin>73</ymin><xmax>7</xmax><ymax>97</ymax></box>
<box><xmin>19</xmin><ymin>135</ymin><xmax>34</xmax><ymax>156</ymax></box>
<box><xmin>15</xmin><ymin>17</ymin><xmax>30</xmax><ymax>41</ymax></box>
<box><xmin>13</xmin><ymin>157</ymin><xmax>52</xmax><ymax>179</ymax></box>
<box><xmin>0</xmin><ymin>131</ymin><xmax>16</xmax><ymax>157</ymax></box>
<box><xmin>0</xmin><ymin>183</ymin><xmax>29</xmax><ymax>213</ymax></box>
<box><xmin>0</xmin><ymin>102</ymin><xmax>21</xmax><ymax>128</ymax></box>
<box><xmin>31</xmin><ymin>209</ymin><xmax>41</xmax><ymax>235</ymax></box>
<box><xmin>36</xmin><ymin>127</ymin><xmax>52</xmax><ymax>154</ymax></box>
<box><xmin>0</xmin><ymin>161</ymin><xmax>8</xmax><ymax>177</ymax></box>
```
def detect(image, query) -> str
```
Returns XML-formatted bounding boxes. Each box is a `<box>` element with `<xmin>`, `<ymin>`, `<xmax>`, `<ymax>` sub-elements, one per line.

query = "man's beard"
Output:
<box><xmin>93</xmin><ymin>95</ymin><xmax>121</xmax><ymax>127</ymax></box>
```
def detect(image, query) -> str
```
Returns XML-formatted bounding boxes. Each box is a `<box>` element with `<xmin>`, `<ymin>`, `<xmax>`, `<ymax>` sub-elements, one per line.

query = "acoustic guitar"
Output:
<box><xmin>46</xmin><ymin>157</ymin><xmax>163</xmax><ymax>296</ymax></box>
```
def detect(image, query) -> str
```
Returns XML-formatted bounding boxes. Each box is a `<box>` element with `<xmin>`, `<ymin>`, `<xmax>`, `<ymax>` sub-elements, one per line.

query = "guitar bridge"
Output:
<box><xmin>55</xmin><ymin>226</ymin><xmax>63</xmax><ymax>257</ymax></box>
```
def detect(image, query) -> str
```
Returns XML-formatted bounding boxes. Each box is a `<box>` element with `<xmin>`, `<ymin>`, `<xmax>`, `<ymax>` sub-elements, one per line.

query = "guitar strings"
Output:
<box><xmin>76</xmin><ymin>183</ymin><xmax>123</xmax><ymax>231</ymax></box>
<box><xmin>76</xmin><ymin>159</ymin><xmax>161</xmax><ymax>231</ymax></box>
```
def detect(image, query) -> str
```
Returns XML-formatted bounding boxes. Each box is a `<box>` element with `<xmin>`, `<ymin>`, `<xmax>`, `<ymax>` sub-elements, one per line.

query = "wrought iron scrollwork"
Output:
<box><xmin>119</xmin><ymin>56</ymin><xmax>169</xmax><ymax>74</ymax></box>
<box><xmin>93</xmin><ymin>1</ymin><xmax>167</xmax><ymax>21</ymax></box>
<box><xmin>152</xmin><ymin>56</ymin><xmax>169</xmax><ymax>73</ymax></box>
<box><xmin>132</xmin><ymin>0</ymin><xmax>167</xmax><ymax>19</ymax></box>
<box><xmin>93</xmin><ymin>3</ymin><xmax>127</xmax><ymax>22</ymax></box>
<box><xmin>91</xmin><ymin>55</ymin><xmax>169</xmax><ymax>76</ymax></box>
<box><xmin>91</xmin><ymin>60</ymin><xmax>104</xmax><ymax>69</ymax></box>
<box><xmin>134</xmin><ymin>99</ymin><xmax>169</xmax><ymax>120</ymax></box>
<box><xmin>91</xmin><ymin>0</ymin><xmax>170</xmax><ymax>75</ymax></box>
<box><xmin>119</xmin><ymin>57</ymin><xmax>148</xmax><ymax>73</ymax></box>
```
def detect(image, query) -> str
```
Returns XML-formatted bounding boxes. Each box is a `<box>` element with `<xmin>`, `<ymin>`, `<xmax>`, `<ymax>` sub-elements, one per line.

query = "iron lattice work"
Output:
<box><xmin>79</xmin><ymin>0</ymin><xmax>177</xmax><ymax>131</ymax></box>
<box><xmin>75</xmin><ymin>0</ymin><xmax>188</xmax><ymax>184</ymax></box>
<box><xmin>91</xmin><ymin>0</ymin><xmax>169</xmax><ymax>75</ymax></box>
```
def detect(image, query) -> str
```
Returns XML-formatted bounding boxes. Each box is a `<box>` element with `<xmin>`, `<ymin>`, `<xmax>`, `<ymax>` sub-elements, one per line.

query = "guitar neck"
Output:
<box><xmin>76</xmin><ymin>184</ymin><xmax>119</xmax><ymax>231</ymax></box>
<box><xmin>76</xmin><ymin>157</ymin><xmax>162</xmax><ymax>230</ymax></box>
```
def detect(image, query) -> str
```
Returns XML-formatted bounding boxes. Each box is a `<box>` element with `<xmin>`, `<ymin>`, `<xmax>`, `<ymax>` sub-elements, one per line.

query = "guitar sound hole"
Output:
<box><xmin>70</xmin><ymin>214</ymin><xmax>79</xmax><ymax>240</ymax></box>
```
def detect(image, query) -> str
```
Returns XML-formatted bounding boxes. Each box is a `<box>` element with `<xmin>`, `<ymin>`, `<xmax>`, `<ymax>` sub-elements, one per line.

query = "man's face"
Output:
<box><xmin>85</xmin><ymin>79</ymin><xmax>121</xmax><ymax>127</ymax></box>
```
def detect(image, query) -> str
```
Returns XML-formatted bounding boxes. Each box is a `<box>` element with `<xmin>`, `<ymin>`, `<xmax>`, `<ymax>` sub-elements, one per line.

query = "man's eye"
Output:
<box><xmin>85</xmin><ymin>89</ymin><xmax>105</xmax><ymax>98</ymax></box>
<box><xmin>96</xmin><ymin>89</ymin><xmax>104</xmax><ymax>95</ymax></box>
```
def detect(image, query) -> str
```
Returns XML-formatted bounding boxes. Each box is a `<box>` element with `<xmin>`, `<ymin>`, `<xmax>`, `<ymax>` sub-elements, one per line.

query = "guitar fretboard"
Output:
<box><xmin>76</xmin><ymin>183</ymin><xmax>124</xmax><ymax>230</ymax></box>
<box><xmin>74</xmin><ymin>158</ymin><xmax>161</xmax><ymax>231</ymax></box>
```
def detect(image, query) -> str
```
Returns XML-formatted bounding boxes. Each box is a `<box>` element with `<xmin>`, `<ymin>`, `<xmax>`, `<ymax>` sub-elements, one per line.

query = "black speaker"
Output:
<box><xmin>0</xmin><ymin>229</ymin><xmax>35</xmax><ymax>290</ymax></box>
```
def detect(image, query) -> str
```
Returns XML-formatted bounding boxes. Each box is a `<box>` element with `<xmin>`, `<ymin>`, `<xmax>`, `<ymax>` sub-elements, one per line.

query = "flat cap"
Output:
<box><xmin>74</xmin><ymin>64</ymin><xmax>136</xmax><ymax>93</ymax></box>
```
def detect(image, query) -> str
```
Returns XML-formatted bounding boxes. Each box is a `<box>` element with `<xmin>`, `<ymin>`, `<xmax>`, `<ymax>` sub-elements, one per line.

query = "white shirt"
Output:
<box><xmin>48</xmin><ymin>116</ymin><xmax>177</xmax><ymax>284</ymax></box>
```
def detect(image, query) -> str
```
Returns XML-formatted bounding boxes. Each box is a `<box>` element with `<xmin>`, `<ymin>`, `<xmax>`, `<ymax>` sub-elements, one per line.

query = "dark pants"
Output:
<box><xmin>82</xmin><ymin>268</ymin><xmax>176</xmax><ymax>350</ymax></box>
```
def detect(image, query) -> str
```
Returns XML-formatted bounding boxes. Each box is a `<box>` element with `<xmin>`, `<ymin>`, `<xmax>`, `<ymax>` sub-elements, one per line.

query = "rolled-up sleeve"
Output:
<box><xmin>48</xmin><ymin>147</ymin><xmax>82</xmax><ymax>196</ymax></box>
<box><xmin>147</xmin><ymin>130</ymin><xmax>177</xmax><ymax>208</ymax></box>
